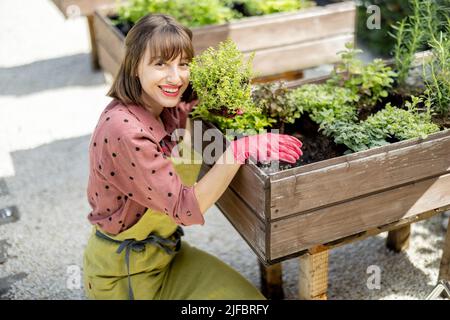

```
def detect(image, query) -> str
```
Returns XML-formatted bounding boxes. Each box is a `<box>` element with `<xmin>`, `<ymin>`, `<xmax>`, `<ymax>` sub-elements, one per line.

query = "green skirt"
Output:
<box><xmin>83</xmin><ymin>147</ymin><xmax>265</xmax><ymax>300</ymax></box>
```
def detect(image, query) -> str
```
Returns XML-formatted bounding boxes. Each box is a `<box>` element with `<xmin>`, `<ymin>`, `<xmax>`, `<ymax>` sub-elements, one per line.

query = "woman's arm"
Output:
<box><xmin>192</xmin><ymin>132</ymin><xmax>303</xmax><ymax>215</ymax></box>
<box><xmin>193</xmin><ymin>146</ymin><xmax>241</xmax><ymax>214</ymax></box>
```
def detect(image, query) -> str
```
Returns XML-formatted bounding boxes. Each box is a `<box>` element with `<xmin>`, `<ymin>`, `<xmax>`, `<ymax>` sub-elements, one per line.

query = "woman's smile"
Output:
<box><xmin>159</xmin><ymin>84</ymin><xmax>182</xmax><ymax>97</ymax></box>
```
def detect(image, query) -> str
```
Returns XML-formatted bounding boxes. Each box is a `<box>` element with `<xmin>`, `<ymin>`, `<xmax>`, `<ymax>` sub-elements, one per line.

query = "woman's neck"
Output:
<box><xmin>142</xmin><ymin>95</ymin><xmax>164</xmax><ymax>118</ymax></box>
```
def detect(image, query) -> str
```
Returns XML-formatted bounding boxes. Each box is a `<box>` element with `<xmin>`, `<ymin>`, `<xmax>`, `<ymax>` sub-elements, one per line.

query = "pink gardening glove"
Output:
<box><xmin>230</xmin><ymin>133</ymin><xmax>303</xmax><ymax>164</ymax></box>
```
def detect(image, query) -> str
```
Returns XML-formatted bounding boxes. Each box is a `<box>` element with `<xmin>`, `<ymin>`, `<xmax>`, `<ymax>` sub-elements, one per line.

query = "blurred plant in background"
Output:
<box><xmin>356</xmin><ymin>0</ymin><xmax>449</xmax><ymax>57</ymax></box>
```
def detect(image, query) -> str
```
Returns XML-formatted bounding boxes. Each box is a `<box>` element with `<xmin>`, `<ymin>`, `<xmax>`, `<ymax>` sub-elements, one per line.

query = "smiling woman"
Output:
<box><xmin>83</xmin><ymin>13</ymin><xmax>302</xmax><ymax>300</ymax></box>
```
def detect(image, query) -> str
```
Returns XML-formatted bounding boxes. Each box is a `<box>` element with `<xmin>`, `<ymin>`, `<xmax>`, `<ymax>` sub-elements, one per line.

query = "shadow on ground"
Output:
<box><xmin>0</xmin><ymin>134</ymin><xmax>93</xmax><ymax>299</ymax></box>
<box><xmin>0</xmin><ymin>53</ymin><xmax>105</xmax><ymax>96</ymax></box>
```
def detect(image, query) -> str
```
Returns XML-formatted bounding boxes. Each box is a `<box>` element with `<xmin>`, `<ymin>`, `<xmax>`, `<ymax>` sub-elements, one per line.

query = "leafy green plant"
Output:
<box><xmin>251</xmin><ymin>81</ymin><xmax>302</xmax><ymax>133</ymax></box>
<box><xmin>236</xmin><ymin>0</ymin><xmax>314</xmax><ymax>16</ymax></box>
<box><xmin>117</xmin><ymin>0</ymin><xmax>238</xmax><ymax>28</ymax></box>
<box><xmin>194</xmin><ymin>107</ymin><xmax>275</xmax><ymax>138</ymax></box>
<box><xmin>390</xmin><ymin>0</ymin><xmax>426</xmax><ymax>86</ymax></box>
<box><xmin>424</xmin><ymin>28</ymin><xmax>450</xmax><ymax>116</ymax></box>
<box><xmin>287</xmin><ymin>73</ymin><xmax>439</xmax><ymax>153</ymax></box>
<box><xmin>288</xmin><ymin>83</ymin><xmax>358</xmax><ymax>123</ymax></box>
<box><xmin>356</xmin><ymin>0</ymin><xmax>411</xmax><ymax>57</ymax></box>
<box><xmin>328</xmin><ymin>43</ymin><xmax>397</xmax><ymax>110</ymax></box>
<box><xmin>318</xmin><ymin>98</ymin><xmax>439</xmax><ymax>153</ymax></box>
<box><xmin>115</xmin><ymin>0</ymin><xmax>317</xmax><ymax>30</ymax></box>
<box><xmin>364</xmin><ymin>99</ymin><xmax>439</xmax><ymax>141</ymax></box>
<box><xmin>391</xmin><ymin>0</ymin><xmax>449</xmax><ymax>86</ymax></box>
<box><xmin>190</xmin><ymin>39</ymin><xmax>270</xmax><ymax>134</ymax></box>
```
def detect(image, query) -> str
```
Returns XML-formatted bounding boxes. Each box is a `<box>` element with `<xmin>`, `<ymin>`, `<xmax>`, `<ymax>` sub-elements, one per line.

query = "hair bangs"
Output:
<box><xmin>148</xmin><ymin>25</ymin><xmax>194</xmax><ymax>64</ymax></box>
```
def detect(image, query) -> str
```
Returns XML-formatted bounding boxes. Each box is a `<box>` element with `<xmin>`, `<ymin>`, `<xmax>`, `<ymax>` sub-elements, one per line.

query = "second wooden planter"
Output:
<box><xmin>93</xmin><ymin>1</ymin><xmax>356</xmax><ymax>80</ymax></box>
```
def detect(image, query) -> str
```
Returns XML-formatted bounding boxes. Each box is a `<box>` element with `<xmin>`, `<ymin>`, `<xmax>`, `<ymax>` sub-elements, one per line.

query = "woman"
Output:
<box><xmin>83</xmin><ymin>13</ymin><xmax>302</xmax><ymax>300</ymax></box>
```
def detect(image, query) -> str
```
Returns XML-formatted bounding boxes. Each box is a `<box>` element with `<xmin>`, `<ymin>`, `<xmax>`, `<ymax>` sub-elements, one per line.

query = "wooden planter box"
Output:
<box><xmin>191</xmin><ymin>54</ymin><xmax>450</xmax><ymax>298</ymax></box>
<box><xmin>93</xmin><ymin>1</ymin><xmax>356</xmax><ymax>79</ymax></box>
<box><xmin>195</xmin><ymin>118</ymin><xmax>450</xmax><ymax>263</ymax></box>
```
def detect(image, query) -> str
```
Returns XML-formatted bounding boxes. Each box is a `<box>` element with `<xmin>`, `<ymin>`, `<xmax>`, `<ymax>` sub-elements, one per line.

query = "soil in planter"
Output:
<box><xmin>258</xmin><ymin>113</ymin><xmax>347</xmax><ymax>174</ymax></box>
<box><xmin>109</xmin><ymin>14</ymin><xmax>133</xmax><ymax>36</ymax></box>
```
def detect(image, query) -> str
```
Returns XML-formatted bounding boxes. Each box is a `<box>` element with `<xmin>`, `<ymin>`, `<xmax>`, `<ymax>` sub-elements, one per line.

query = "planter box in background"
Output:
<box><xmin>51</xmin><ymin>0</ymin><xmax>117</xmax><ymax>17</ymax></box>
<box><xmin>93</xmin><ymin>1</ymin><xmax>356</xmax><ymax>80</ymax></box>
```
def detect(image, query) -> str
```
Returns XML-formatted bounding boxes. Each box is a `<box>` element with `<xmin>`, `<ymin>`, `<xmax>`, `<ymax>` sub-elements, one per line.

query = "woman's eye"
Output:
<box><xmin>155</xmin><ymin>61</ymin><xmax>165</xmax><ymax>66</ymax></box>
<box><xmin>180</xmin><ymin>63</ymin><xmax>189</xmax><ymax>67</ymax></box>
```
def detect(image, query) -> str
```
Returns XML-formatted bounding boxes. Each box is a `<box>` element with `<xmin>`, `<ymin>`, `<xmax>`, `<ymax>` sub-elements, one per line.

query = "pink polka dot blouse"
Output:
<box><xmin>87</xmin><ymin>99</ymin><xmax>204</xmax><ymax>235</ymax></box>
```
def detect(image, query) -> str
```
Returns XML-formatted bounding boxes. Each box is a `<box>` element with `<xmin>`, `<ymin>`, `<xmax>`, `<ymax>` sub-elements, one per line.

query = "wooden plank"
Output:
<box><xmin>259</xmin><ymin>262</ymin><xmax>284</xmax><ymax>299</ymax></box>
<box><xmin>214</xmin><ymin>187</ymin><xmax>267</xmax><ymax>262</ymax></box>
<box><xmin>86</xmin><ymin>15</ymin><xmax>100</xmax><ymax>70</ymax></box>
<box><xmin>439</xmin><ymin>217</ymin><xmax>450</xmax><ymax>282</ymax></box>
<box><xmin>386</xmin><ymin>225</ymin><xmax>411</xmax><ymax>252</ymax></box>
<box><xmin>267</xmin><ymin>206</ymin><xmax>449</xmax><ymax>264</ymax></box>
<box><xmin>249</xmin><ymin>34</ymin><xmax>354</xmax><ymax>77</ymax></box>
<box><xmin>51</xmin><ymin>0</ymin><xmax>119</xmax><ymax>18</ymax></box>
<box><xmin>94</xmin><ymin>8</ymin><xmax>125</xmax><ymax>69</ymax></box>
<box><xmin>97</xmin><ymin>43</ymin><xmax>121</xmax><ymax>79</ymax></box>
<box><xmin>270</xmin><ymin>173</ymin><xmax>450</xmax><ymax>260</ymax></box>
<box><xmin>298</xmin><ymin>247</ymin><xmax>329</xmax><ymax>300</ymax></box>
<box><xmin>270</xmin><ymin>131</ymin><xmax>450</xmax><ymax>219</ymax></box>
<box><xmin>192</xmin><ymin>1</ymin><xmax>355</xmax><ymax>53</ymax></box>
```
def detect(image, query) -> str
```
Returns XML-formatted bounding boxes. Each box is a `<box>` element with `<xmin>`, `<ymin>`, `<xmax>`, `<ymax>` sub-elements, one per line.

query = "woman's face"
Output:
<box><xmin>137</xmin><ymin>46</ymin><xmax>190</xmax><ymax>111</ymax></box>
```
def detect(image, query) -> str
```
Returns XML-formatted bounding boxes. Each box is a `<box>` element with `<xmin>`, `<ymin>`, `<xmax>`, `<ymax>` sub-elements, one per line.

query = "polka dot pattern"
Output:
<box><xmin>87</xmin><ymin>100</ymin><xmax>204</xmax><ymax>235</ymax></box>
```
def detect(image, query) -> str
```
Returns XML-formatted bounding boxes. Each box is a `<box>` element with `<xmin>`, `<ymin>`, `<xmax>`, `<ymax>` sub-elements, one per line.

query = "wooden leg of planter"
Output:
<box><xmin>298</xmin><ymin>248</ymin><xmax>329</xmax><ymax>300</ymax></box>
<box><xmin>386</xmin><ymin>224</ymin><xmax>411</xmax><ymax>252</ymax></box>
<box><xmin>439</xmin><ymin>217</ymin><xmax>450</xmax><ymax>282</ymax></box>
<box><xmin>259</xmin><ymin>261</ymin><xmax>284</xmax><ymax>300</ymax></box>
<box><xmin>86</xmin><ymin>14</ymin><xmax>100</xmax><ymax>70</ymax></box>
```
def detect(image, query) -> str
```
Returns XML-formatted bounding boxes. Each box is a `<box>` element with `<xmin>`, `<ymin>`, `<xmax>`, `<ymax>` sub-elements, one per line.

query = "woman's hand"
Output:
<box><xmin>194</xmin><ymin>133</ymin><xmax>302</xmax><ymax>215</ymax></box>
<box><xmin>230</xmin><ymin>133</ymin><xmax>303</xmax><ymax>164</ymax></box>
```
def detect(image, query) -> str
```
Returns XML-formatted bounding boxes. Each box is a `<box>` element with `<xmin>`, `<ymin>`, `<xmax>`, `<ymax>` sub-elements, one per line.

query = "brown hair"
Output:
<box><xmin>107</xmin><ymin>14</ymin><xmax>195</xmax><ymax>106</ymax></box>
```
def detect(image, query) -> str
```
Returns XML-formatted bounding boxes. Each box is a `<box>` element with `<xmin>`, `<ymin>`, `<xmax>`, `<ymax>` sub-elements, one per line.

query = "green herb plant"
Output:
<box><xmin>424</xmin><ymin>25</ymin><xmax>450</xmax><ymax>116</ymax></box>
<box><xmin>287</xmin><ymin>44</ymin><xmax>440</xmax><ymax>153</ymax></box>
<box><xmin>116</xmin><ymin>0</ymin><xmax>316</xmax><ymax>30</ymax></box>
<box><xmin>251</xmin><ymin>81</ymin><xmax>302</xmax><ymax>133</ymax></box>
<box><xmin>391</xmin><ymin>0</ymin><xmax>449</xmax><ymax>86</ymax></box>
<box><xmin>116</xmin><ymin>0</ymin><xmax>238</xmax><ymax>28</ymax></box>
<box><xmin>328</xmin><ymin>43</ymin><xmax>397</xmax><ymax>112</ymax></box>
<box><xmin>189</xmin><ymin>39</ymin><xmax>271</xmax><ymax>135</ymax></box>
<box><xmin>239</xmin><ymin>0</ymin><xmax>314</xmax><ymax>16</ymax></box>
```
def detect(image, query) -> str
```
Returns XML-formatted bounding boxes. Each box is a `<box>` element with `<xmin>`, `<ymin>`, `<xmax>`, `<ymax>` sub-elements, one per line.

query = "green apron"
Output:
<box><xmin>83</xmin><ymin>144</ymin><xmax>265</xmax><ymax>300</ymax></box>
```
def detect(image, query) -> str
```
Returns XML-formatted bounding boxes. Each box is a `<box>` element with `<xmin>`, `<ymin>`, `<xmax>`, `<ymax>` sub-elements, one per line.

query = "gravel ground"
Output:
<box><xmin>0</xmin><ymin>0</ymin><xmax>449</xmax><ymax>300</ymax></box>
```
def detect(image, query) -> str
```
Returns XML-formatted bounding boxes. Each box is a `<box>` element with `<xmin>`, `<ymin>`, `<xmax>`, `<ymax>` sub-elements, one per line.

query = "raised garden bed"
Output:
<box><xmin>93</xmin><ymin>0</ymin><xmax>355</xmax><ymax>80</ymax></box>
<box><xmin>190</xmin><ymin>49</ymin><xmax>450</xmax><ymax>299</ymax></box>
